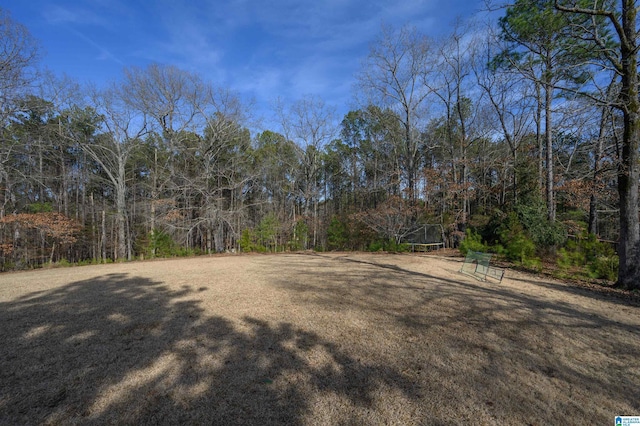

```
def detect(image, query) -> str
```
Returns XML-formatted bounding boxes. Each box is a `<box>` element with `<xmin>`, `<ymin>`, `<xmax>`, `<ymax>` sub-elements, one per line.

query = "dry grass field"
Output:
<box><xmin>0</xmin><ymin>252</ymin><xmax>638</xmax><ymax>425</ymax></box>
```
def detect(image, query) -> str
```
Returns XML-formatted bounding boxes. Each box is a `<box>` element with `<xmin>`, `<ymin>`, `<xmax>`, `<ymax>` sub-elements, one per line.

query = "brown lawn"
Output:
<box><xmin>0</xmin><ymin>252</ymin><xmax>638</xmax><ymax>425</ymax></box>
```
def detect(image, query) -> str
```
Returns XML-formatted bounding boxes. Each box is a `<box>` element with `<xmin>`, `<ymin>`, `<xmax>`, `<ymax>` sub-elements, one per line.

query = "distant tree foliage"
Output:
<box><xmin>0</xmin><ymin>5</ymin><xmax>636</xmax><ymax>288</ymax></box>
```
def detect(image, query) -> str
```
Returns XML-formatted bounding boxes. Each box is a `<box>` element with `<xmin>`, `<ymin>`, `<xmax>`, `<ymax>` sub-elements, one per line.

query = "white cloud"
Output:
<box><xmin>233</xmin><ymin>66</ymin><xmax>283</xmax><ymax>99</ymax></box>
<box><xmin>65</xmin><ymin>27</ymin><xmax>125</xmax><ymax>65</ymax></box>
<box><xmin>44</xmin><ymin>4</ymin><xmax>114</xmax><ymax>29</ymax></box>
<box><xmin>31</xmin><ymin>0</ymin><xmax>487</xmax><ymax>125</ymax></box>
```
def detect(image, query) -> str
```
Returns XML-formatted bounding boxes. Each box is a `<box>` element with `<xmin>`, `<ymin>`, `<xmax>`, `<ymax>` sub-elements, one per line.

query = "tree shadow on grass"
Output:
<box><xmin>506</xmin><ymin>273</ymin><xmax>640</xmax><ymax>307</ymax></box>
<box><xmin>267</xmin><ymin>253</ymin><xmax>640</xmax><ymax>423</ymax></box>
<box><xmin>0</xmin><ymin>272</ymin><xmax>424</xmax><ymax>425</ymax></box>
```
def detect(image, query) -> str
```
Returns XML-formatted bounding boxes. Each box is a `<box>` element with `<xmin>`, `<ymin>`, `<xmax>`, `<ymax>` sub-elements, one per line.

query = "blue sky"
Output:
<box><xmin>4</xmin><ymin>0</ymin><xmax>485</xmax><ymax>127</ymax></box>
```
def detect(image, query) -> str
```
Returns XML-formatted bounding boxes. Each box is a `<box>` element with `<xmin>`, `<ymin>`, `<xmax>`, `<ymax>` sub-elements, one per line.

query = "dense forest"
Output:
<box><xmin>1</xmin><ymin>1</ymin><xmax>639</xmax><ymax>289</ymax></box>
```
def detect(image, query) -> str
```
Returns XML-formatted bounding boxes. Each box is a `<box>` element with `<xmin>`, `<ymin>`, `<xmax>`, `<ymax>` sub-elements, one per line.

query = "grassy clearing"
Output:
<box><xmin>0</xmin><ymin>252</ymin><xmax>638</xmax><ymax>425</ymax></box>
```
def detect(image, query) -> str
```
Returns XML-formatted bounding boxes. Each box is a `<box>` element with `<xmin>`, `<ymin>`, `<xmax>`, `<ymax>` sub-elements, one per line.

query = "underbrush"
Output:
<box><xmin>367</xmin><ymin>239</ymin><xmax>410</xmax><ymax>253</ymax></box>
<box><xmin>461</xmin><ymin>208</ymin><xmax>618</xmax><ymax>283</ymax></box>
<box><xmin>555</xmin><ymin>232</ymin><xmax>618</xmax><ymax>281</ymax></box>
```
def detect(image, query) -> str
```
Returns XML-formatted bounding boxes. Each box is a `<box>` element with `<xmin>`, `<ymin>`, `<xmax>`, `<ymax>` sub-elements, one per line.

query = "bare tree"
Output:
<box><xmin>0</xmin><ymin>8</ymin><xmax>38</xmax><ymax>124</ymax></box>
<box><xmin>472</xmin><ymin>28</ymin><xmax>536</xmax><ymax>204</ymax></box>
<box><xmin>357</xmin><ymin>25</ymin><xmax>431</xmax><ymax>201</ymax></box>
<box><xmin>120</xmin><ymin>64</ymin><xmax>254</xmax><ymax>253</ymax></box>
<box><xmin>120</xmin><ymin>64</ymin><xmax>203</xmax><ymax>247</ymax></box>
<box><xmin>277</xmin><ymin>95</ymin><xmax>336</xmax><ymax>248</ymax></box>
<box><xmin>0</xmin><ymin>8</ymin><xmax>39</xmax><ymax>218</ymax></box>
<box><xmin>426</xmin><ymin>24</ymin><xmax>491</xmax><ymax>227</ymax></box>
<box><xmin>198</xmin><ymin>88</ymin><xmax>253</xmax><ymax>253</ymax></box>
<box><xmin>80</xmin><ymin>86</ymin><xmax>147</xmax><ymax>261</ymax></box>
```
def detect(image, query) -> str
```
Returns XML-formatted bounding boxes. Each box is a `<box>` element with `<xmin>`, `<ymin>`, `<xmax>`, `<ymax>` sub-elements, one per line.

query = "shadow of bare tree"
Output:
<box><xmin>0</xmin><ymin>270</ymin><xmax>426</xmax><ymax>425</ymax></box>
<box><xmin>261</xmin><ymin>253</ymin><xmax>640</xmax><ymax>423</ymax></box>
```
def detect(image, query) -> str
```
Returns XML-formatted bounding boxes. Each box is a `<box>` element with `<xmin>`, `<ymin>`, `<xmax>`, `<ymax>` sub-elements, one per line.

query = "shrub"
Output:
<box><xmin>591</xmin><ymin>255</ymin><xmax>618</xmax><ymax>281</ymax></box>
<box><xmin>481</xmin><ymin>209</ymin><xmax>508</xmax><ymax>245</ymax></box>
<box><xmin>515</xmin><ymin>201</ymin><xmax>566</xmax><ymax>247</ymax></box>
<box><xmin>386</xmin><ymin>239</ymin><xmax>409</xmax><ymax>253</ymax></box>
<box><xmin>497</xmin><ymin>212</ymin><xmax>539</xmax><ymax>266</ymax></box>
<box><xmin>504</xmin><ymin>231</ymin><xmax>537</xmax><ymax>263</ymax></box>
<box><xmin>1</xmin><ymin>261</ymin><xmax>16</xmax><ymax>271</ymax></box>
<box><xmin>557</xmin><ymin>232</ymin><xmax>618</xmax><ymax>281</ymax></box>
<box><xmin>256</xmin><ymin>213</ymin><xmax>279</xmax><ymax>251</ymax></box>
<box><xmin>289</xmin><ymin>220</ymin><xmax>308</xmax><ymax>251</ymax></box>
<box><xmin>556</xmin><ymin>248</ymin><xmax>574</xmax><ymax>274</ymax></box>
<box><xmin>521</xmin><ymin>256</ymin><xmax>542</xmax><ymax>272</ymax></box>
<box><xmin>239</xmin><ymin>229</ymin><xmax>256</xmax><ymax>252</ymax></box>
<box><xmin>147</xmin><ymin>229</ymin><xmax>176</xmax><ymax>257</ymax></box>
<box><xmin>77</xmin><ymin>258</ymin><xmax>101</xmax><ymax>266</ymax></box>
<box><xmin>327</xmin><ymin>216</ymin><xmax>349</xmax><ymax>250</ymax></box>
<box><xmin>175</xmin><ymin>247</ymin><xmax>200</xmax><ymax>257</ymax></box>
<box><xmin>366</xmin><ymin>239</ymin><xmax>409</xmax><ymax>252</ymax></box>
<box><xmin>141</xmin><ymin>229</ymin><xmax>203</xmax><ymax>258</ymax></box>
<box><xmin>27</xmin><ymin>202</ymin><xmax>54</xmax><ymax>213</ymax></box>
<box><xmin>368</xmin><ymin>240</ymin><xmax>384</xmax><ymax>252</ymax></box>
<box><xmin>52</xmin><ymin>258</ymin><xmax>72</xmax><ymax>268</ymax></box>
<box><xmin>459</xmin><ymin>229</ymin><xmax>487</xmax><ymax>256</ymax></box>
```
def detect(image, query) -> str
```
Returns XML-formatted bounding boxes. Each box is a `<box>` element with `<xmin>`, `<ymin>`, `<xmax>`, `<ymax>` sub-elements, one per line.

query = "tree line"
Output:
<box><xmin>1</xmin><ymin>1</ymin><xmax>639</xmax><ymax>289</ymax></box>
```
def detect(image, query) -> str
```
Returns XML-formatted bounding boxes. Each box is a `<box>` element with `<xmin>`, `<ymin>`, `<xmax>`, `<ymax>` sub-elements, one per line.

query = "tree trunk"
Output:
<box><xmin>49</xmin><ymin>241</ymin><xmax>56</xmax><ymax>264</ymax></box>
<box><xmin>512</xmin><ymin>149</ymin><xmax>518</xmax><ymax>205</ymax></box>
<box><xmin>545</xmin><ymin>80</ymin><xmax>555</xmax><ymax>222</ymax></box>
<box><xmin>91</xmin><ymin>192</ymin><xmax>97</xmax><ymax>260</ymax></box>
<box><xmin>116</xmin><ymin>171</ymin><xmax>127</xmax><ymax>261</ymax></box>
<box><xmin>101</xmin><ymin>208</ymin><xmax>106</xmax><ymax>263</ymax></box>
<box><xmin>536</xmin><ymin>82</ymin><xmax>544</xmax><ymax>192</ymax></box>
<box><xmin>405</xmin><ymin>116</ymin><xmax>416</xmax><ymax>201</ymax></box>
<box><xmin>151</xmin><ymin>147</ymin><xmax>160</xmax><ymax>256</ymax></box>
<box><xmin>589</xmin><ymin>103</ymin><xmax>608</xmax><ymax>235</ymax></box>
<box><xmin>617</xmin><ymin>0</ymin><xmax>640</xmax><ymax>289</ymax></box>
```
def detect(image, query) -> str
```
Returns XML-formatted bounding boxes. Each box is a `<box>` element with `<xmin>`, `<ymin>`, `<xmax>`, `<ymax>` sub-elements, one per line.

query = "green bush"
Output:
<box><xmin>591</xmin><ymin>255</ymin><xmax>618</xmax><ymax>281</ymax></box>
<box><xmin>515</xmin><ymin>201</ymin><xmax>566</xmax><ymax>247</ymax></box>
<box><xmin>504</xmin><ymin>232</ymin><xmax>537</xmax><ymax>263</ymax></box>
<box><xmin>175</xmin><ymin>247</ymin><xmax>200</xmax><ymax>257</ymax></box>
<box><xmin>497</xmin><ymin>212</ymin><xmax>539</xmax><ymax>266</ymax></box>
<box><xmin>327</xmin><ymin>216</ymin><xmax>349</xmax><ymax>250</ymax></box>
<box><xmin>147</xmin><ymin>229</ymin><xmax>177</xmax><ymax>257</ymax></box>
<box><xmin>366</xmin><ymin>239</ymin><xmax>409</xmax><ymax>252</ymax></box>
<box><xmin>141</xmin><ymin>229</ymin><xmax>202</xmax><ymax>258</ymax></box>
<box><xmin>459</xmin><ymin>229</ymin><xmax>487</xmax><ymax>256</ymax></box>
<box><xmin>556</xmin><ymin>248</ymin><xmax>574</xmax><ymax>273</ymax></box>
<box><xmin>27</xmin><ymin>202</ymin><xmax>54</xmax><ymax>213</ymax></box>
<box><xmin>521</xmin><ymin>256</ymin><xmax>542</xmax><ymax>272</ymax></box>
<box><xmin>289</xmin><ymin>220</ymin><xmax>308</xmax><ymax>251</ymax></box>
<box><xmin>53</xmin><ymin>258</ymin><xmax>72</xmax><ymax>268</ymax></box>
<box><xmin>557</xmin><ymin>232</ymin><xmax>618</xmax><ymax>281</ymax></box>
<box><xmin>1</xmin><ymin>261</ymin><xmax>15</xmax><ymax>272</ymax></box>
<box><xmin>239</xmin><ymin>228</ymin><xmax>256</xmax><ymax>252</ymax></box>
<box><xmin>256</xmin><ymin>213</ymin><xmax>279</xmax><ymax>251</ymax></box>
<box><xmin>386</xmin><ymin>239</ymin><xmax>409</xmax><ymax>253</ymax></box>
<box><xmin>368</xmin><ymin>240</ymin><xmax>384</xmax><ymax>252</ymax></box>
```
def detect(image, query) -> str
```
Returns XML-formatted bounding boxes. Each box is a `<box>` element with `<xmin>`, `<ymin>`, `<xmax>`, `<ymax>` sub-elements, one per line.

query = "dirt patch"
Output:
<box><xmin>0</xmin><ymin>252</ymin><xmax>638</xmax><ymax>425</ymax></box>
